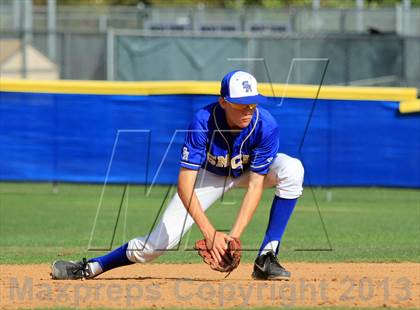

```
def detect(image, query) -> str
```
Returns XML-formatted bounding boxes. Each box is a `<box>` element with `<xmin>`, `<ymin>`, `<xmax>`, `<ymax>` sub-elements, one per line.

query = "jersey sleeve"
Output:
<box><xmin>180</xmin><ymin>116</ymin><xmax>207</xmax><ymax>170</ymax></box>
<box><xmin>250</xmin><ymin>127</ymin><xmax>279</xmax><ymax>175</ymax></box>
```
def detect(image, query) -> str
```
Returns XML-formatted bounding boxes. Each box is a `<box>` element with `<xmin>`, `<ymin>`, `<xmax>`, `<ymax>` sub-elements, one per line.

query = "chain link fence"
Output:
<box><xmin>1</xmin><ymin>2</ymin><xmax>420</xmax><ymax>35</ymax></box>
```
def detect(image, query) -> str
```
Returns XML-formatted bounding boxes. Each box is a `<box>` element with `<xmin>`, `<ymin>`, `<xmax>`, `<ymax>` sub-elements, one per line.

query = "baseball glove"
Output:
<box><xmin>194</xmin><ymin>237</ymin><xmax>241</xmax><ymax>273</ymax></box>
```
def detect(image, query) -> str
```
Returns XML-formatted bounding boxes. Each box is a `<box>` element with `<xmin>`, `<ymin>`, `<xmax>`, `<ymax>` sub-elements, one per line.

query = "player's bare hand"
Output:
<box><xmin>206</xmin><ymin>231</ymin><xmax>232</xmax><ymax>264</ymax></box>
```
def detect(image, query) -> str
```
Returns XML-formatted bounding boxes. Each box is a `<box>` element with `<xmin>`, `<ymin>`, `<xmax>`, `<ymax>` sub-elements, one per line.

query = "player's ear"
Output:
<box><xmin>219</xmin><ymin>97</ymin><xmax>227</xmax><ymax>109</ymax></box>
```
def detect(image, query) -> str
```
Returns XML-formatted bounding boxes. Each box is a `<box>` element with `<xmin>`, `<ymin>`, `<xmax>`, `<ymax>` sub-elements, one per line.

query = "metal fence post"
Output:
<box><xmin>344</xmin><ymin>38</ymin><xmax>350</xmax><ymax>85</ymax></box>
<box><xmin>22</xmin><ymin>0</ymin><xmax>33</xmax><ymax>78</ymax></box>
<box><xmin>339</xmin><ymin>9</ymin><xmax>345</xmax><ymax>33</ymax></box>
<box><xmin>47</xmin><ymin>0</ymin><xmax>56</xmax><ymax>62</ymax></box>
<box><xmin>13</xmin><ymin>0</ymin><xmax>21</xmax><ymax>31</ymax></box>
<box><xmin>107</xmin><ymin>28</ymin><xmax>115</xmax><ymax>80</ymax></box>
<box><xmin>356</xmin><ymin>0</ymin><xmax>365</xmax><ymax>33</ymax></box>
<box><xmin>63</xmin><ymin>32</ymin><xmax>71</xmax><ymax>79</ymax></box>
<box><xmin>23</xmin><ymin>0</ymin><xmax>33</xmax><ymax>43</ymax></box>
<box><xmin>400</xmin><ymin>36</ymin><xmax>406</xmax><ymax>86</ymax></box>
<box><xmin>403</xmin><ymin>0</ymin><xmax>411</xmax><ymax>36</ymax></box>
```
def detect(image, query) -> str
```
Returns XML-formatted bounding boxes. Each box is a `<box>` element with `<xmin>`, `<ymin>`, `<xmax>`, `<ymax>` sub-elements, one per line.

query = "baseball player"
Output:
<box><xmin>51</xmin><ymin>70</ymin><xmax>304</xmax><ymax>280</ymax></box>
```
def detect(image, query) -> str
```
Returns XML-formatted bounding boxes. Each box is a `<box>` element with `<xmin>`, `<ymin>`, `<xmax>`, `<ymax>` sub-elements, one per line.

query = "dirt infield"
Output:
<box><xmin>1</xmin><ymin>263</ymin><xmax>419</xmax><ymax>309</ymax></box>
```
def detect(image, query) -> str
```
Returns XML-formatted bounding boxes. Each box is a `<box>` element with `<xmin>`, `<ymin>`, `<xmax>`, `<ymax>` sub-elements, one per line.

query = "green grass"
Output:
<box><xmin>0</xmin><ymin>183</ymin><xmax>419</xmax><ymax>264</ymax></box>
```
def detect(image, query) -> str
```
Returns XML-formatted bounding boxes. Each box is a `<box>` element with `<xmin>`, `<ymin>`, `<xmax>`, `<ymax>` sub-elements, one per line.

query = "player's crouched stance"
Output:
<box><xmin>51</xmin><ymin>70</ymin><xmax>304</xmax><ymax>281</ymax></box>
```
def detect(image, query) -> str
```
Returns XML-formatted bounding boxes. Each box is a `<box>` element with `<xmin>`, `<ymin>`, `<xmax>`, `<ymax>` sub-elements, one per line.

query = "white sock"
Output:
<box><xmin>87</xmin><ymin>261</ymin><xmax>103</xmax><ymax>278</ymax></box>
<box><xmin>259</xmin><ymin>240</ymin><xmax>279</xmax><ymax>256</ymax></box>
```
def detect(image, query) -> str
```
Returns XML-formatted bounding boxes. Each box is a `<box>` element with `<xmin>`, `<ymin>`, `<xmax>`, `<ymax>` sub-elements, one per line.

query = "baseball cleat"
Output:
<box><xmin>251</xmin><ymin>251</ymin><xmax>291</xmax><ymax>280</ymax></box>
<box><xmin>51</xmin><ymin>258</ymin><xmax>92</xmax><ymax>280</ymax></box>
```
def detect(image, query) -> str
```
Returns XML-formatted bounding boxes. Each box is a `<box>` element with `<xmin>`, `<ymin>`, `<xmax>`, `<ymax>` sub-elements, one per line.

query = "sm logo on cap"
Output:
<box><xmin>242</xmin><ymin>81</ymin><xmax>252</xmax><ymax>93</ymax></box>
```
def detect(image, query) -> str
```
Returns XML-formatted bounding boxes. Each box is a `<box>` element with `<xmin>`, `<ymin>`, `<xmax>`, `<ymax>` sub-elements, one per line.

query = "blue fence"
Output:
<box><xmin>0</xmin><ymin>91</ymin><xmax>419</xmax><ymax>187</ymax></box>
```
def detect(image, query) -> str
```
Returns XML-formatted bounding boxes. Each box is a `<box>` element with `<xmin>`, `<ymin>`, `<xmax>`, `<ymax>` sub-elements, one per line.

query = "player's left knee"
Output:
<box><xmin>273</xmin><ymin>156</ymin><xmax>304</xmax><ymax>198</ymax></box>
<box><xmin>284</xmin><ymin>158</ymin><xmax>304</xmax><ymax>186</ymax></box>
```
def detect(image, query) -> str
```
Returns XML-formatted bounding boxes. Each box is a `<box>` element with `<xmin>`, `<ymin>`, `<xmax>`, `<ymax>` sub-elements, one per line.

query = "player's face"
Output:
<box><xmin>219</xmin><ymin>98</ymin><xmax>257</xmax><ymax>129</ymax></box>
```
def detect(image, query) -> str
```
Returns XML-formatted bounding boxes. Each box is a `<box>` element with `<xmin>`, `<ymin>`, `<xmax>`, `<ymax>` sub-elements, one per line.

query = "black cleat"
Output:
<box><xmin>51</xmin><ymin>258</ymin><xmax>92</xmax><ymax>280</ymax></box>
<box><xmin>251</xmin><ymin>251</ymin><xmax>291</xmax><ymax>280</ymax></box>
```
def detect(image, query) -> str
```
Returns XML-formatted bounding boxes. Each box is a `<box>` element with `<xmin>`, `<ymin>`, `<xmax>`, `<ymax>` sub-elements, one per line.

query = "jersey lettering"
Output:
<box><xmin>207</xmin><ymin>152</ymin><xmax>217</xmax><ymax>166</ymax></box>
<box><xmin>231</xmin><ymin>155</ymin><xmax>242</xmax><ymax>169</ymax></box>
<box><xmin>206</xmin><ymin>152</ymin><xmax>250</xmax><ymax>169</ymax></box>
<box><xmin>216</xmin><ymin>155</ymin><xmax>230</xmax><ymax>168</ymax></box>
<box><xmin>182</xmin><ymin>147</ymin><xmax>189</xmax><ymax>161</ymax></box>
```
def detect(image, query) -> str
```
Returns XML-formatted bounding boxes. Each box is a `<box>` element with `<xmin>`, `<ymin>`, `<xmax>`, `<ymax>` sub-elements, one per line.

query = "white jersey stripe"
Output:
<box><xmin>180</xmin><ymin>161</ymin><xmax>201</xmax><ymax>168</ymax></box>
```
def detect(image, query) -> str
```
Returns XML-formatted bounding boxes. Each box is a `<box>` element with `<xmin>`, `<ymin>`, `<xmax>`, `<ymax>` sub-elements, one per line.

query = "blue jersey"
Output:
<box><xmin>180</xmin><ymin>102</ymin><xmax>279</xmax><ymax>177</ymax></box>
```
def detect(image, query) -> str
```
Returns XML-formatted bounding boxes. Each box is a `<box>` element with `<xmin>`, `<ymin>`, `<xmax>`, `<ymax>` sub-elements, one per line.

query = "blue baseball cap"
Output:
<box><xmin>220</xmin><ymin>70</ymin><xmax>267</xmax><ymax>105</ymax></box>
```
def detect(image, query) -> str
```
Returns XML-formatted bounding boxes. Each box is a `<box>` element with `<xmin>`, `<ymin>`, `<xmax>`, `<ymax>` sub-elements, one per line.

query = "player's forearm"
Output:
<box><xmin>230</xmin><ymin>184</ymin><xmax>264</xmax><ymax>238</ymax></box>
